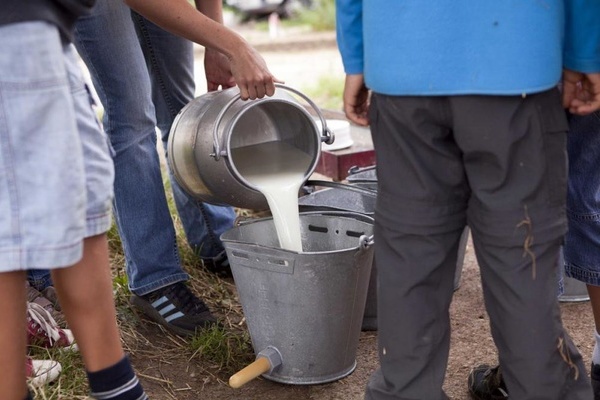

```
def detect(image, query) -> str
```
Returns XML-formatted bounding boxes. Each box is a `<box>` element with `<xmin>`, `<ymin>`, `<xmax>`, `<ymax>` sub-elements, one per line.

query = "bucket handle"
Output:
<box><xmin>360</xmin><ymin>234</ymin><xmax>375</xmax><ymax>248</ymax></box>
<box><xmin>304</xmin><ymin>179</ymin><xmax>378</xmax><ymax>198</ymax></box>
<box><xmin>348</xmin><ymin>164</ymin><xmax>377</xmax><ymax>176</ymax></box>
<box><xmin>210</xmin><ymin>83</ymin><xmax>334</xmax><ymax>161</ymax></box>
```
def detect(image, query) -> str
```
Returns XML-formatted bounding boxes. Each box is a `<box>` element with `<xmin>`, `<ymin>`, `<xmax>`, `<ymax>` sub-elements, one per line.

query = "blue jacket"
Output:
<box><xmin>336</xmin><ymin>1</ymin><xmax>600</xmax><ymax>95</ymax></box>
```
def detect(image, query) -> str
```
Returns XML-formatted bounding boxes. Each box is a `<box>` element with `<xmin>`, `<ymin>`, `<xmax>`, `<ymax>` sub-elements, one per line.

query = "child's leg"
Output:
<box><xmin>52</xmin><ymin>235</ymin><xmax>147</xmax><ymax>399</ymax></box>
<box><xmin>50</xmin><ymin>234</ymin><xmax>123</xmax><ymax>372</ymax></box>
<box><xmin>0</xmin><ymin>271</ymin><xmax>28</xmax><ymax>400</ymax></box>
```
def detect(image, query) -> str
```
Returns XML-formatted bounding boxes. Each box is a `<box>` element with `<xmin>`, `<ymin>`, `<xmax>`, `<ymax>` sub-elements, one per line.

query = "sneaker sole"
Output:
<box><xmin>130</xmin><ymin>295</ymin><xmax>199</xmax><ymax>337</ymax></box>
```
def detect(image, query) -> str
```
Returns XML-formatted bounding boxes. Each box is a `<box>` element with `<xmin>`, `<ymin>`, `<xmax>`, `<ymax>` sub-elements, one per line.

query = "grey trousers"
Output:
<box><xmin>365</xmin><ymin>89</ymin><xmax>592</xmax><ymax>400</ymax></box>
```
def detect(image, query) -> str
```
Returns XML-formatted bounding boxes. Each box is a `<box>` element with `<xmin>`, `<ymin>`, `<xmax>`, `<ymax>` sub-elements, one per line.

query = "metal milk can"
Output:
<box><xmin>167</xmin><ymin>84</ymin><xmax>332</xmax><ymax>210</ymax></box>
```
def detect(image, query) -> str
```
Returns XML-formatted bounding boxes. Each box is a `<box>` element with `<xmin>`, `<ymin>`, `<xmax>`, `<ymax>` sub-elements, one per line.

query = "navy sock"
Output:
<box><xmin>87</xmin><ymin>356</ymin><xmax>147</xmax><ymax>400</ymax></box>
<box><xmin>25</xmin><ymin>391</ymin><xmax>33</xmax><ymax>400</ymax></box>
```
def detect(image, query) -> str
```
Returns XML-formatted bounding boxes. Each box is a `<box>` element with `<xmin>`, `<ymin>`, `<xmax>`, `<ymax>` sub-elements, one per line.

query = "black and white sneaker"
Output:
<box><xmin>130</xmin><ymin>282</ymin><xmax>217</xmax><ymax>337</ymax></box>
<box><xmin>201</xmin><ymin>250</ymin><xmax>232</xmax><ymax>278</ymax></box>
<box><xmin>467</xmin><ymin>364</ymin><xmax>508</xmax><ymax>400</ymax></box>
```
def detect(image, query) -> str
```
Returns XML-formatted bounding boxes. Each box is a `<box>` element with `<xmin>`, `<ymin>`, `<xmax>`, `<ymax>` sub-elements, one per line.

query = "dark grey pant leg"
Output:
<box><xmin>473</xmin><ymin>235</ymin><xmax>589</xmax><ymax>399</ymax></box>
<box><xmin>365</xmin><ymin>227</ymin><xmax>461</xmax><ymax>400</ymax></box>
<box><xmin>453</xmin><ymin>90</ymin><xmax>591</xmax><ymax>400</ymax></box>
<box><xmin>366</xmin><ymin>95</ymin><xmax>467</xmax><ymax>400</ymax></box>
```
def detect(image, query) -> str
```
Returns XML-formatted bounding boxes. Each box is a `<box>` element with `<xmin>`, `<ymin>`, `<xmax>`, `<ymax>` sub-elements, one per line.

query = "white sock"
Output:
<box><xmin>592</xmin><ymin>330</ymin><xmax>600</xmax><ymax>366</ymax></box>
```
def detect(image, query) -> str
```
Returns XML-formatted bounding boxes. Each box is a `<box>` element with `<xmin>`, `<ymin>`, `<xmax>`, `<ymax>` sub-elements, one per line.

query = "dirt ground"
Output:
<box><xmin>127</xmin><ymin>24</ymin><xmax>596</xmax><ymax>400</ymax></box>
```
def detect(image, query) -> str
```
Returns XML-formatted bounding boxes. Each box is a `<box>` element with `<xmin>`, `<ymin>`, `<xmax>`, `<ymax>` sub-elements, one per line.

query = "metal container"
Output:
<box><xmin>559</xmin><ymin>276</ymin><xmax>590</xmax><ymax>302</ymax></box>
<box><xmin>299</xmin><ymin>176</ymin><xmax>469</xmax><ymax>331</ymax></box>
<box><xmin>167</xmin><ymin>84</ymin><xmax>332</xmax><ymax>210</ymax></box>
<box><xmin>223</xmin><ymin>212</ymin><xmax>374</xmax><ymax>385</ymax></box>
<box><xmin>347</xmin><ymin>165</ymin><xmax>377</xmax><ymax>183</ymax></box>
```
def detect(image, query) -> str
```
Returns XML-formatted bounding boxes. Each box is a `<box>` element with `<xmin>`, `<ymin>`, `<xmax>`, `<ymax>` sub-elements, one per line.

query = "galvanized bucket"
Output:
<box><xmin>559</xmin><ymin>276</ymin><xmax>590</xmax><ymax>302</ymax></box>
<box><xmin>298</xmin><ymin>177</ymin><xmax>469</xmax><ymax>331</ymax></box>
<box><xmin>346</xmin><ymin>165</ymin><xmax>378</xmax><ymax>191</ymax></box>
<box><xmin>223</xmin><ymin>212</ymin><xmax>374</xmax><ymax>386</ymax></box>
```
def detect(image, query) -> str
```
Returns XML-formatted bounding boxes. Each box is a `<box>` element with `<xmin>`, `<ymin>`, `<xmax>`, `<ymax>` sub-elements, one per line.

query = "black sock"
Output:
<box><xmin>86</xmin><ymin>355</ymin><xmax>147</xmax><ymax>400</ymax></box>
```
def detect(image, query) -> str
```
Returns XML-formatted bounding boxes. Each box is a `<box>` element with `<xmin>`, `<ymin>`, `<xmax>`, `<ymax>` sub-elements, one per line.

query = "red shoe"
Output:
<box><xmin>27</xmin><ymin>302</ymin><xmax>77</xmax><ymax>350</ymax></box>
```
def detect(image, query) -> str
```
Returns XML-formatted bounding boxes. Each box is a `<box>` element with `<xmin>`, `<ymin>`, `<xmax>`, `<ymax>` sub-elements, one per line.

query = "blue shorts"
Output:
<box><xmin>0</xmin><ymin>21</ymin><xmax>114</xmax><ymax>271</ymax></box>
<box><xmin>564</xmin><ymin>112</ymin><xmax>600</xmax><ymax>286</ymax></box>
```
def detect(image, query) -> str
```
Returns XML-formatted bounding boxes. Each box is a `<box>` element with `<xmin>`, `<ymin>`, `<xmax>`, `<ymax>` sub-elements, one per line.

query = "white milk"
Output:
<box><xmin>231</xmin><ymin>141</ymin><xmax>313</xmax><ymax>252</ymax></box>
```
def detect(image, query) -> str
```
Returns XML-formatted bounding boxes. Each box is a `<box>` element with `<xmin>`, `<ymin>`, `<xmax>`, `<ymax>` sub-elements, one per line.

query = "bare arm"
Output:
<box><xmin>194</xmin><ymin>0</ymin><xmax>236</xmax><ymax>92</ymax></box>
<box><xmin>343</xmin><ymin>74</ymin><xmax>370</xmax><ymax>126</ymax></box>
<box><xmin>124</xmin><ymin>0</ymin><xmax>280</xmax><ymax>99</ymax></box>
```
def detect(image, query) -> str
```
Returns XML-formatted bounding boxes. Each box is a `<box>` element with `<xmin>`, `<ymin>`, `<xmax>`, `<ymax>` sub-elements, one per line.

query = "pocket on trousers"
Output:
<box><xmin>536</xmin><ymin>89</ymin><xmax>569</xmax><ymax>207</ymax></box>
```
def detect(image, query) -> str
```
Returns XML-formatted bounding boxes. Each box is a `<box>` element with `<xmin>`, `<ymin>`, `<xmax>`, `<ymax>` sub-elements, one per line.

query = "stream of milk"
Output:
<box><xmin>231</xmin><ymin>141</ymin><xmax>313</xmax><ymax>252</ymax></box>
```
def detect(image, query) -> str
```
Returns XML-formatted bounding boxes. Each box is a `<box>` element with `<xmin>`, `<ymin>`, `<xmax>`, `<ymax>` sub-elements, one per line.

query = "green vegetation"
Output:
<box><xmin>302</xmin><ymin>74</ymin><xmax>344</xmax><ymax>111</ymax></box>
<box><xmin>252</xmin><ymin>0</ymin><xmax>336</xmax><ymax>32</ymax></box>
<box><xmin>296</xmin><ymin>0</ymin><xmax>336</xmax><ymax>32</ymax></box>
<box><xmin>189</xmin><ymin>325</ymin><xmax>254</xmax><ymax>375</ymax></box>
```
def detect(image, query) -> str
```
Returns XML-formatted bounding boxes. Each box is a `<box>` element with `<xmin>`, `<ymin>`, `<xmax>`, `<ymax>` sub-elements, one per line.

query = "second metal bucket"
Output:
<box><xmin>298</xmin><ymin>176</ymin><xmax>469</xmax><ymax>331</ymax></box>
<box><xmin>224</xmin><ymin>212</ymin><xmax>374</xmax><ymax>386</ymax></box>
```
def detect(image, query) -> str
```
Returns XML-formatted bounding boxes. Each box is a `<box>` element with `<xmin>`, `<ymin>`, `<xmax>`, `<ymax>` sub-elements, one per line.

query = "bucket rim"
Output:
<box><xmin>221</xmin><ymin>211</ymin><xmax>374</xmax><ymax>254</ymax></box>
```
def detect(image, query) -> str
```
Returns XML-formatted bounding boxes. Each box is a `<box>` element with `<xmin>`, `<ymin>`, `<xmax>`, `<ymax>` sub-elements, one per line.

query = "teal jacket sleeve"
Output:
<box><xmin>564</xmin><ymin>0</ymin><xmax>600</xmax><ymax>73</ymax></box>
<box><xmin>335</xmin><ymin>0</ymin><xmax>364</xmax><ymax>74</ymax></box>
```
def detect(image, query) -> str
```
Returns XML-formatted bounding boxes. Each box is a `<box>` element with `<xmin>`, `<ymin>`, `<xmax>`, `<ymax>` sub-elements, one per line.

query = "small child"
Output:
<box><xmin>1</xmin><ymin>0</ymin><xmax>281</xmax><ymax>398</ymax></box>
<box><xmin>0</xmin><ymin>2</ymin><xmax>147</xmax><ymax>399</ymax></box>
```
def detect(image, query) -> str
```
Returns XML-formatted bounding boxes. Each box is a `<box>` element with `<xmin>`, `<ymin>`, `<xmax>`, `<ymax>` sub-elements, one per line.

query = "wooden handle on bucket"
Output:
<box><xmin>229</xmin><ymin>357</ymin><xmax>271</xmax><ymax>388</ymax></box>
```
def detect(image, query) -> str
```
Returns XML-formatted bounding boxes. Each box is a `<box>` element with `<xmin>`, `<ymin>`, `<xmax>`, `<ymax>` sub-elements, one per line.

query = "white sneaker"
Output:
<box><xmin>26</xmin><ymin>357</ymin><xmax>62</xmax><ymax>387</ymax></box>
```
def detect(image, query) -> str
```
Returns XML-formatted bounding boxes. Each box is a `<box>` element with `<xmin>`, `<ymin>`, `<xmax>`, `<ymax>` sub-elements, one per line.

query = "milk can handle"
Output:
<box><xmin>211</xmin><ymin>84</ymin><xmax>333</xmax><ymax>161</ymax></box>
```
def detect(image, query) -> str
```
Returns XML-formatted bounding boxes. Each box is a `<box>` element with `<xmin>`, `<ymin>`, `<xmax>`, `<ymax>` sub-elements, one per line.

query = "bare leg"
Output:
<box><xmin>588</xmin><ymin>285</ymin><xmax>600</xmax><ymax>335</ymax></box>
<box><xmin>0</xmin><ymin>270</ymin><xmax>28</xmax><ymax>400</ymax></box>
<box><xmin>51</xmin><ymin>234</ymin><xmax>124</xmax><ymax>372</ymax></box>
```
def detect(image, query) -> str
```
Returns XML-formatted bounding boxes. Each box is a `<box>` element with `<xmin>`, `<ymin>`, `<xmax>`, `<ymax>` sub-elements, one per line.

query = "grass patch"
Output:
<box><xmin>28</xmin><ymin>347</ymin><xmax>88</xmax><ymax>399</ymax></box>
<box><xmin>189</xmin><ymin>325</ymin><xmax>254</xmax><ymax>375</ymax></box>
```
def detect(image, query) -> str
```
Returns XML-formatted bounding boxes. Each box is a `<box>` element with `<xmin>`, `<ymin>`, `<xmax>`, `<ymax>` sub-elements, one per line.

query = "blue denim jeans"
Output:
<box><xmin>563</xmin><ymin>111</ymin><xmax>600</xmax><ymax>286</ymax></box>
<box><xmin>130</xmin><ymin>11</ymin><xmax>237</xmax><ymax>260</ymax></box>
<box><xmin>28</xmin><ymin>0</ymin><xmax>235</xmax><ymax>295</ymax></box>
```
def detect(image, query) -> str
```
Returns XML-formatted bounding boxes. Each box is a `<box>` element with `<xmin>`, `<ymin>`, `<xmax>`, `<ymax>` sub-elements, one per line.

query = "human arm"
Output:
<box><xmin>336</xmin><ymin>0</ymin><xmax>369</xmax><ymax>124</ymax></box>
<box><xmin>343</xmin><ymin>74</ymin><xmax>370</xmax><ymax>126</ymax></box>
<box><xmin>124</xmin><ymin>0</ymin><xmax>280</xmax><ymax>99</ymax></box>
<box><xmin>194</xmin><ymin>0</ymin><xmax>235</xmax><ymax>92</ymax></box>
<box><xmin>562</xmin><ymin>0</ymin><xmax>600</xmax><ymax>114</ymax></box>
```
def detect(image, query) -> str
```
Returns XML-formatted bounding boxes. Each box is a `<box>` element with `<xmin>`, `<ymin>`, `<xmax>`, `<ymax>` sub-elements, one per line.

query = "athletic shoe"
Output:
<box><xmin>201</xmin><ymin>251</ymin><xmax>232</xmax><ymax>278</ymax></box>
<box><xmin>27</xmin><ymin>302</ymin><xmax>77</xmax><ymax>351</ymax></box>
<box><xmin>26</xmin><ymin>282</ymin><xmax>65</xmax><ymax>327</ymax></box>
<box><xmin>592</xmin><ymin>363</ymin><xmax>600</xmax><ymax>400</ymax></box>
<box><xmin>467</xmin><ymin>364</ymin><xmax>508</xmax><ymax>400</ymax></box>
<box><xmin>130</xmin><ymin>282</ymin><xmax>217</xmax><ymax>337</ymax></box>
<box><xmin>41</xmin><ymin>286</ymin><xmax>61</xmax><ymax>311</ymax></box>
<box><xmin>26</xmin><ymin>356</ymin><xmax>62</xmax><ymax>387</ymax></box>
